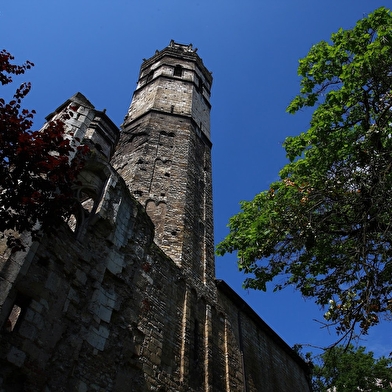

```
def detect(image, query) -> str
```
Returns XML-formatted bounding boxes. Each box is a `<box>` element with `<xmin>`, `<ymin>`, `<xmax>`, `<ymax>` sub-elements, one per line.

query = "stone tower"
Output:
<box><xmin>0</xmin><ymin>42</ymin><xmax>312</xmax><ymax>392</ymax></box>
<box><xmin>113</xmin><ymin>40</ymin><xmax>214</xmax><ymax>290</ymax></box>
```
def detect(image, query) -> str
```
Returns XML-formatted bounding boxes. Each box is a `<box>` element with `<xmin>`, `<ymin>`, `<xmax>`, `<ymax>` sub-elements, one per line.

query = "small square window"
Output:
<box><xmin>174</xmin><ymin>65</ymin><xmax>183</xmax><ymax>77</ymax></box>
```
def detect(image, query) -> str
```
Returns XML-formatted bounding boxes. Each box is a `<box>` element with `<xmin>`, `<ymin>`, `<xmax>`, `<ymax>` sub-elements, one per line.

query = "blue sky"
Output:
<box><xmin>1</xmin><ymin>1</ymin><xmax>391</xmax><ymax>358</ymax></box>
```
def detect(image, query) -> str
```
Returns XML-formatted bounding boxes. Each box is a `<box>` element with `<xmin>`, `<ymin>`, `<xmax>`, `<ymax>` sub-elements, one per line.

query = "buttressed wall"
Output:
<box><xmin>0</xmin><ymin>42</ymin><xmax>312</xmax><ymax>391</ymax></box>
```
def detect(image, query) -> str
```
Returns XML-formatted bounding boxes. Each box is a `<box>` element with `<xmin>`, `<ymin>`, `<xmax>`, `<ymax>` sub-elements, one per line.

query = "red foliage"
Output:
<box><xmin>0</xmin><ymin>50</ymin><xmax>87</xmax><ymax>250</ymax></box>
<box><xmin>0</xmin><ymin>50</ymin><xmax>33</xmax><ymax>86</ymax></box>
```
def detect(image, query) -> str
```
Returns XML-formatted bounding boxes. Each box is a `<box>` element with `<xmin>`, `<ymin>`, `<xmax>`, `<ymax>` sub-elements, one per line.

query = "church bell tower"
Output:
<box><xmin>112</xmin><ymin>41</ymin><xmax>214</xmax><ymax>287</ymax></box>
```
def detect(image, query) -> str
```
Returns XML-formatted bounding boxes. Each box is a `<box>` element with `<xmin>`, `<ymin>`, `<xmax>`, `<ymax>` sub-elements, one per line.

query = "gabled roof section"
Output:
<box><xmin>140</xmin><ymin>40</ymin><xmax>213</xmax><ymax>86</ymax></box>
<box><xmin>45</xmin><ymin>92</ymin><xmax>95</xmax><ymax>121</ymax></box>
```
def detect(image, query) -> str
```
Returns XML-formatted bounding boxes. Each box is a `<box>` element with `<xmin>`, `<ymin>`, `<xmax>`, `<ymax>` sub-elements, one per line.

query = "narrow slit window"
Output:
<box><xmin>5</xmin><ymin>305</ymin><xmax>22</xmax><ymax>332</ymax></box>
<box><xmin>193</xmin><ymin>319</ymin><xmax>199</xmax><ymax>361</ymax></box>
<box><xmin>4</xmin><ymin>294</ymin><xmax>30</xmax><ymax>332</ymax></box>
<box><xmin>67</xmin><ymin>214</ymin><xmax>78</xmax><ymax>232</ymax></box>
<box><xmin>196</xmin><ymin>76</ymin><xmax>202</xmax><ymax>92</ymax></box>
<box><xmin>146</xmin><ymin>70</ymin><xmax>154</xmax><ymax>83</ymax></box>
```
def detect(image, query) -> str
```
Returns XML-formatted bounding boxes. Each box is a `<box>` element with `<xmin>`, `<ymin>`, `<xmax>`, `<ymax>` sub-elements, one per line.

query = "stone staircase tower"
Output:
<box><xmin>112</xmin><ymin>41</ymin><xmax>214</xmax><ymax>289</ymax></box>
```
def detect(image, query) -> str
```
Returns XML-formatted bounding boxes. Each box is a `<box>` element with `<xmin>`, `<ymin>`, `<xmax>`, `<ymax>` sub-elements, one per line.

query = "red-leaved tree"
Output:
<box><xmin>0</xmin><ymin>50</ymin><xmax>87</xmax><ymax>250</ymax></box>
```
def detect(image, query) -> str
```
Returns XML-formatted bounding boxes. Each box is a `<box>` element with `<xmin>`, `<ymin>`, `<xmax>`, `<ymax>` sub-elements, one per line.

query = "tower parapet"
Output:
<box><xmin>124</xmin><ymin>40</ymin><xmax>212</xmax><ymax>141</ymax></box>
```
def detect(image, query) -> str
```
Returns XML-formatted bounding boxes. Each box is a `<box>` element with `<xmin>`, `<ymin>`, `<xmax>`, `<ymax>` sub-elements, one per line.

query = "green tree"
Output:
<box><xmin>0</xmin><ymin>50</ymin><xmax>87</xmax><ymax>250</ymax></box>
<box><xmin>216</xmin><ymin>7</ymin><xmax>392</xmax><ymax>340</ymax></box>
<box><xmin>312</xmin><ymin>345</ymin><xmax>392</xmax><ymax>391</ymax></box>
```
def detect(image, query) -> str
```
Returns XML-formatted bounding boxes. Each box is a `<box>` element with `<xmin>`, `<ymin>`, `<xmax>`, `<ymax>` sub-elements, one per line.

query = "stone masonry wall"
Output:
<box><xmin>216</xmin><ymin>281</ymin><xmax>312</xmax><ymax>391</ymax></box>
<box><xmin>0</xmin><ymin>158</ymin><xmax>190</xmax><ymax>391</ymax></box>
<box><xmin>0</xmin><ymin>155</ymin><xmax>311</xmax><ymax>392</ymax></box>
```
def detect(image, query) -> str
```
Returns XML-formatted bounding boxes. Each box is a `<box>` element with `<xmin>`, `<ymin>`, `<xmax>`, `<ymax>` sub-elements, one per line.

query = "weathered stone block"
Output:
<box><xmin>87</xmin><ymin>325</ymin><xmax>110</xmax><ymax>351</ymax></box>
<box><xmin>18</xmin><ymin>321</ymin><xmax>37</xmax><ymax>340</ymax></box>
<box><xmin>7</xmin><ymin>346</ymin><xmax>26</xmax><ymax>367</ymax></box>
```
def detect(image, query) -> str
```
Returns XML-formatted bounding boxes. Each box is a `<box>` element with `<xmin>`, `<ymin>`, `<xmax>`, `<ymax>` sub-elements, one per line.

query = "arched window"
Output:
<box><xmin>66</xmin><ymin>187</ymin><xmax>97</xmax><ymax>236</ymax></box>
<box><xmin>173</xmin><ymin>65</ymin><xmax>183</xmax><ymax>77</ymax></box>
